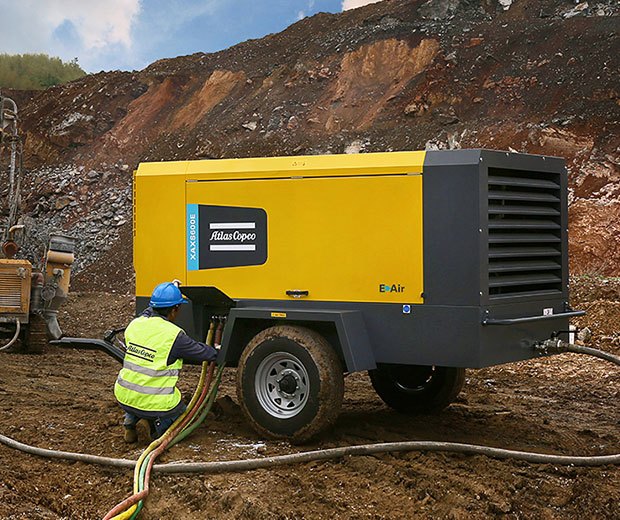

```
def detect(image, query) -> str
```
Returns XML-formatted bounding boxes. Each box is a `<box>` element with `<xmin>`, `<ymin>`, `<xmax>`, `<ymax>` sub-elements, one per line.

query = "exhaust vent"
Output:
<box><xmin>487</xmin><ymin>168</ymin><xmax>563</xmax><ymax>299</ymax></box>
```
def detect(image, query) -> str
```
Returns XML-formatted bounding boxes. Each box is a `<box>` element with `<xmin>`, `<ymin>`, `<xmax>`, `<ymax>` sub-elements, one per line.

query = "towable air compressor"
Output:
<box><xmin>125</xmin><ymin>149</ymin><xmax>580</xmax><ymax>441</ymax></box>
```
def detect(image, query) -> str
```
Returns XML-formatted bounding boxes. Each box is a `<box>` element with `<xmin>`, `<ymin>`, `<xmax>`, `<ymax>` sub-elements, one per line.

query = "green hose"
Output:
<box><xmin>108</xmin><ymin>365</ymin><xmax>215</xmax><ymax>520</ymax></box>
<box><xmin>120</xmin><ymin>320</ymin><xmax>225</xmax><ymax>519</ymax></box>
<box><xmin>128</xmin><ymin>364</ymin><xmax>225</xmax><ymax>520</ymax></box>
<box><xmin>107</xmin><ymin>320</ymin><xmax>222</xmax><ymax>520</ymax></box>
<box><xmin>171</xmin><ymin>365</ymin><xmax>224</xmax><ymax>447</ymax></box>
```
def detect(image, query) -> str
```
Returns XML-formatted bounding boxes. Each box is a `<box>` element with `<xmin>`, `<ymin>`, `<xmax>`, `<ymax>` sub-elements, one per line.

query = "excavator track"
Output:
<box><xmin>24</xmin><ymin>314</ymin><xmax>48</xmax><ymax>354</ymax></box>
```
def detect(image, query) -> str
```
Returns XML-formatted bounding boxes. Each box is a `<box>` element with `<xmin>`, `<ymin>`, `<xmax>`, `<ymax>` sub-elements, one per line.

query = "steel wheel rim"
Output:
<box><xmin>392</xmin><ymin>366</ymin><xmax>436</xmax><ymax>394</ymax></box>
<box><xmin>255</xmin><ymin>352</ymin><xmax>310</xmax><ymax>418</ymax></box>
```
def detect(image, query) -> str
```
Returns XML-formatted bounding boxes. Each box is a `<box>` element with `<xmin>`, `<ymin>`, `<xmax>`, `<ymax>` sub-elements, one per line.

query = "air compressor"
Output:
<box><xmin>119</xmin><ymin>149</ymin><xmax>582</xmax><ymax>441</ymax></box>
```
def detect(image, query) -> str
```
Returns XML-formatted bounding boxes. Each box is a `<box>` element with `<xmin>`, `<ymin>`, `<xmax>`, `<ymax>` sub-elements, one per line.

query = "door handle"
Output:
<box><xmin>286</xmin><ymin>290</ymin><xmax>309</xmax><ymax>298</ymax></box>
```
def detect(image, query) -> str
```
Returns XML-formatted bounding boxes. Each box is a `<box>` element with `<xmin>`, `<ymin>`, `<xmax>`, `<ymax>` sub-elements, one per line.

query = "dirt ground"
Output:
<box><xmin>0</xmin><ymin>277</ymin><xmax>618</xmax><ymax>519</ymax></box>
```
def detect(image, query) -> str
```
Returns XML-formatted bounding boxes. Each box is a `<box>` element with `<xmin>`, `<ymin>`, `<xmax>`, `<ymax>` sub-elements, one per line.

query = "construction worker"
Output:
<box><xmin>114</xmin><ymin>281</ymin><xmax>218</xmax><ymax>443</ymax></box>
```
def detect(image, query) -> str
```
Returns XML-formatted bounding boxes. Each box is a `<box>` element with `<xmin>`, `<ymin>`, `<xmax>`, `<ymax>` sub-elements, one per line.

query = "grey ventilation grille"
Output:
<box><xmin>487</xmin><ymin>168</ymin><xmax>563</xmax><ymax>299</ymax></box>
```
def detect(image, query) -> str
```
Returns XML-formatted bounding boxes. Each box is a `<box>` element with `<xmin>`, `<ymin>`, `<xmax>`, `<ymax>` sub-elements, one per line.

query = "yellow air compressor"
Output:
<box><xmin>133</xmin><ymin>150</ymin><xmax>579</xmax><ymax>441</ymax></box>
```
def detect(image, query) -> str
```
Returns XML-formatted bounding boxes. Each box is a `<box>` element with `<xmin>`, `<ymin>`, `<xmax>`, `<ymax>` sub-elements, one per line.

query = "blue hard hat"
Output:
<box><xmin>149</xmin><ymin>282</ymin><xmax>188</xmax><ymax>308</ymax></box>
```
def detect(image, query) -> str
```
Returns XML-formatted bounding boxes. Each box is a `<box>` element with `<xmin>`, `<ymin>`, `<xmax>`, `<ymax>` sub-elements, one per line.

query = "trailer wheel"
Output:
<box><xmin>236</xmin><ymin>325</ymin><xmax>344</xmax><ymax>442</ymax></box>
<box><xmin>369</xmin><ymin>364</ymin><xmax>465</xmax><ymax>414</ymax></box>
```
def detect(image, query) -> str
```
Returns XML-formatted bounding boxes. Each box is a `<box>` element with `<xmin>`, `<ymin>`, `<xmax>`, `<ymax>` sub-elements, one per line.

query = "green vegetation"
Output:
<box><xmin>0</xmin><ymin>53</ymin><xmax>86</xmax><ymax>90</ymax></box>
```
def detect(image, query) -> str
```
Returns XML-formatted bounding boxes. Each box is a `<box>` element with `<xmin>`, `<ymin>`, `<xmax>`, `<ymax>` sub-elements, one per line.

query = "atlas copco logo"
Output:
<box><xmin>210</xmin><ymin>229</ymin><xmax>256</xmax><ymax>243</ymax></box>
<box><xmin>187</xmin><ymin>204</ymin><xmax>267</xmax><ymax>270</ymax></box>
<box><xmin>379</xmin><ymin>283</ymin><xmax>405</xmax><ymax>293</ymax></box>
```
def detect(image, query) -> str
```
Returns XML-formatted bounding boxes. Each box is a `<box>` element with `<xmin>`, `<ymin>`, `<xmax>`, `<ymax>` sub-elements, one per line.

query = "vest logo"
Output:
<box><xmin>379</xmin><ymin>283</ymin><xmax>405</xmax><ymax>293</ymax></box>
<box><xmin>127</xmin><ymin>342</ymin><xmax>156</xmax><ymax>362</ymax></box>
<box><xmin>187</xmin><ymin>204</ymin><xmax>268</xmax><ymax>270</ymax></box>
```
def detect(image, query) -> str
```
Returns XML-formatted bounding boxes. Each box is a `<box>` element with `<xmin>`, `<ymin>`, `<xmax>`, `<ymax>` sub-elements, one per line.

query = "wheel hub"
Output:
<box><xmin>277</xmin><ymin>371</ymin><xmax>298</xmax><ymax>395</ymax></box>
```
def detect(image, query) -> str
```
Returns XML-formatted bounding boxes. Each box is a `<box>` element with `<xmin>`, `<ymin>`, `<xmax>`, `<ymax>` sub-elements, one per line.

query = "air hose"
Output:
<box><xmin>533</xmin><ymin>337</ymin><xmax>620</xmax><ymax>365</ymax></box>
<box><xmin>104</xmin><ymin>319</ymin><xmax>224</xmax><ymax>520</ymax></box>
<box><xmin>0</xmin><ymin>429</ymin><xmax>618</xmax><ymax>471</ymax></box>
<box><xmin>105</xmin><ymin>362</ymin><xmax>221</xmax><ymax>520</ymax></box>
<box><xmin>0</xmin><ymin>319</ymin><xmax>20</xmax><ymax>351</ymax></box>
<box><xmin>0</xmin><ymin>340</ymin><xmax>617</xmax><ymax>517</ymax></box>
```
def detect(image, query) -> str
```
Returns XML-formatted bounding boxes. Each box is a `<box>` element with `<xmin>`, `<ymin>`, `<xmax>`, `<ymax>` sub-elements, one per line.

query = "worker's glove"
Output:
<box><xmin>171</xmin><ymin>279</ymin><xmax>182</xmax><ymax>287</ymax></box>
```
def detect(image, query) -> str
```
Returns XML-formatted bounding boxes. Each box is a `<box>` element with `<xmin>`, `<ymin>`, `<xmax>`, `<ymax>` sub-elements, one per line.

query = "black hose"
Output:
<box><xmin>0</xmin><ymin>343</ymin><xmax>618</xmax><ymax>473</ymax></box>
<box><xmin>566</xmin><ymin>344</ymin><xmax>620</xmax><ymax>366</ymax></box>
<box><xmin>1</xmin><ymin>433</ymin><xmax>618</xmax><ymax>473</ymax></box>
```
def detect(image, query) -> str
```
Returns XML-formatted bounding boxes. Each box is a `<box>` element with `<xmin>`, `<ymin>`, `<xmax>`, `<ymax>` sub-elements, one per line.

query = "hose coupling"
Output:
<box><xmin>533</xmin><ymin>338</ymin><xmax>569</xmax><ymax>356</ymax></box>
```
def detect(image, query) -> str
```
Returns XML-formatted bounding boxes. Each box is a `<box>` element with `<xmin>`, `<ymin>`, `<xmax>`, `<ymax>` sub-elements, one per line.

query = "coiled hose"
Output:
<box><xmin>0</xmin><ymin>319</ymin><xmax>20</xmax><ymax>352</ymax></box>
<box><xmin>0</xmin><ymin>341</ymin><xmax>618</xmax><ymax>518</ymax></box>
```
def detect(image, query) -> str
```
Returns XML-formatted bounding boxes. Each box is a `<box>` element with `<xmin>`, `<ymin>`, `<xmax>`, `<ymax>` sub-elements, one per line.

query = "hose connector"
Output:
<box><xmin>533</xmin><ymin>338</ymin><xmax>568</xmax><ymax>356</ymax></box>
<box><xmin>534</xmin><ymin>327</ymin><xmax>593</xmax><ymax>356</ymax></box>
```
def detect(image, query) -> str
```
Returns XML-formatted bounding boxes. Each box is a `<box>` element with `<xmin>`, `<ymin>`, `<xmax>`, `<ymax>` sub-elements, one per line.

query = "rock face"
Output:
<box><xmin>1</xmin><ymin>0</ymin><xmax>618</xmax><ymax>291</ymax></box>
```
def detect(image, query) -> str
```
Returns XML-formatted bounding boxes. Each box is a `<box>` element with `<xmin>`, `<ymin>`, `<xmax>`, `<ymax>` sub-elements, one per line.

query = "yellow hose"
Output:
<box><xmin>109</xmin><ymin>321</ymin><xmax>216</xmax><ymax>520</ymax></box>
<box><xmin>132</xmin><ymin>321</ymin><xmax>214</xmax><ymax>489</ymax></box>
<box><xmin>110</xmin><ymin>506</ymin><xmax>135</xmax><ymax>520</ymax></box>
<box><xmin>110</xmin><ymin>362</ymin><xmax>211</xmax><ymax>520</ymax></box>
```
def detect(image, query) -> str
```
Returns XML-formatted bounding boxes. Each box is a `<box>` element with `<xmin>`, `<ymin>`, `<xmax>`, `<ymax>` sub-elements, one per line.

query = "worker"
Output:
<box><xmin>114</xmin><ymin>281</ymin><xmax>218</xmax><ymax>443</ymax></box>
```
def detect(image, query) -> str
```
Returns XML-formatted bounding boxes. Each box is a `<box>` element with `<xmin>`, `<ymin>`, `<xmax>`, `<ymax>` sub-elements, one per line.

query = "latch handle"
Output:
<box><xmin>286</xmin><ymin>290</ymin><xmax>309</xmax><ymax>298</ymax></box>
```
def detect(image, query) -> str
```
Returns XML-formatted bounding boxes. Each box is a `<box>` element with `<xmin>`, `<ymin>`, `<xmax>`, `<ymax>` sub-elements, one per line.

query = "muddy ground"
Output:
<box><xmin>0</xmin><ymin>276</ymin><xmax>618</xmax><ymax>519</ymax></box>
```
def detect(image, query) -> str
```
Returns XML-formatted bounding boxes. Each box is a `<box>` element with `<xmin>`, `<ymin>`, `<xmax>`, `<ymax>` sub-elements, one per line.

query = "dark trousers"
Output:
<box><xmin>123</xmin><ymin>402</ymin><xmax>187</xmax><ymax>440</ymax></box>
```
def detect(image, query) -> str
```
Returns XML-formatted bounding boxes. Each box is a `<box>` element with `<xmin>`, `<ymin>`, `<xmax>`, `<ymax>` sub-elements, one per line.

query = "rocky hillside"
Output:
<box><xmin>2</xmin><ymin>0</ymin><xmax>619</xmax><ymax>291</ymax></box>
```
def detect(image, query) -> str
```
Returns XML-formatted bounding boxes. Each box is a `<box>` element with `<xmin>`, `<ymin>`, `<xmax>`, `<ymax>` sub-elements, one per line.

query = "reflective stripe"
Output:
<box><xmin>115</xmin><ymin>315</ymin><xmax>183</xmax><ymax>412</ymax></box>
<box><xmin>123</xmin><ymin>360</ymin><xmax>180</xmax><ymax>378</ymax></box>
<box><xmin>116</xmin><ymin>376</ymin><xmax>175</xmax><ymax>395</ymax></box>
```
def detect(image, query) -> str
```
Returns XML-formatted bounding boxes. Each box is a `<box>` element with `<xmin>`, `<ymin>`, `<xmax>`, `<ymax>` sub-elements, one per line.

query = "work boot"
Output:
<box><xmin>124</xmin><ymin>426</ymin><xmax>138</xmax><ymax>443</ymax></box>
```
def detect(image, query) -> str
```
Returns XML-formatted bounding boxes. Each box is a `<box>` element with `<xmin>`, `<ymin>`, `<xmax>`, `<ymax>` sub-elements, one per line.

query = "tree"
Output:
<box><xmin>0</xmin><ymin>53</ymin><xmax>86</xmax><ymax>90</ymax></box>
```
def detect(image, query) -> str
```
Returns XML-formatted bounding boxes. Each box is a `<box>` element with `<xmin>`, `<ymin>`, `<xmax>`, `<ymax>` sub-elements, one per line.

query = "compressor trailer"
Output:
<box><xmin>133</xmin><ymin>149</ymin><xmax>581</xmax><ymax>441</ymax></box>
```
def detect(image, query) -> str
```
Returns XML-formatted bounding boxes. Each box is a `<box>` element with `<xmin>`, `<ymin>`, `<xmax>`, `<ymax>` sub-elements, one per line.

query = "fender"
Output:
<box><xmin>219</xmin><ymin>307</ymin><xmax>376</xmax><ymax>373</ymax></box>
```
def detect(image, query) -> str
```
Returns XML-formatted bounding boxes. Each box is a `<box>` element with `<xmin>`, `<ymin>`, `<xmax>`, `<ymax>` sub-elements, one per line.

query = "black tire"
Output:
<box><xmin>369</xmin><ymin>364</ymin><xmax>465</xmax><ymax>414</ymax></box>
<box><xmin>236</xmin><ymin>325</ymin><xmax>344</xmax><ymax>442</ymax></box>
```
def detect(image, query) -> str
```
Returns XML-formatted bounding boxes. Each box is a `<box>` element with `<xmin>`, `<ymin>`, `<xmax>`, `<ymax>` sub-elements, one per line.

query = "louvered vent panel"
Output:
<box><xmin>488</xmin><ymin>169</ymin><xmax>563</xmax><ymax>298</ymax></box>
<box><xmin>0</xmin><ymin>264</ymin><xmax>27</xmax><ymax>311</ymax></box>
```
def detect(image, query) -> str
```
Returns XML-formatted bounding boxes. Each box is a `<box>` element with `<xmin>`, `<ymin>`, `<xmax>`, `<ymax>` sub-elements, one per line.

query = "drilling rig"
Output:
<box><xmin>0</xmin><ymin>93</ymin><xmax>76</xmax><ymax>353</ymax></box>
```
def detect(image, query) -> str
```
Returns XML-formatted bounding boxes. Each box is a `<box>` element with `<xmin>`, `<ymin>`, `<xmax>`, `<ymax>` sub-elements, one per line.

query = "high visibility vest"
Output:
<box><xmin>114</xmin><ymin>315</ymin><xmax>184</xmax><ymax>413</ymax></box>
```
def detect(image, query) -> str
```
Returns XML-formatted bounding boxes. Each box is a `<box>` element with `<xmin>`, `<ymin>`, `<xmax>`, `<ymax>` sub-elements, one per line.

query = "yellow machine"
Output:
<box><xmin>0</xmin><ymin>231</ymin><xmax>76</xmax><ymax>353</ymax></box>
<box><xmin>135</xmin><ymin>152</ymin><xmax>425</xmax><ymax>304</ymax></box>
<box><xmin>0</xmin><ymin>95</ymin><xmax>76</xmax><ymax>352</ymax></box>
<box><xmin>134</xmin><ymin>150</ymin><xmax>579</xmax><ymax>440</ymax></box>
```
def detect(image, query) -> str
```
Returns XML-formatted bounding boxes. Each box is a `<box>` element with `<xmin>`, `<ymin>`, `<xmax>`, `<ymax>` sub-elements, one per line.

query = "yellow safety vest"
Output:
<box><xmin>114</xmin><ymin>316</ymin><xmax>184</xmax><ymax>413</ymax></box>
